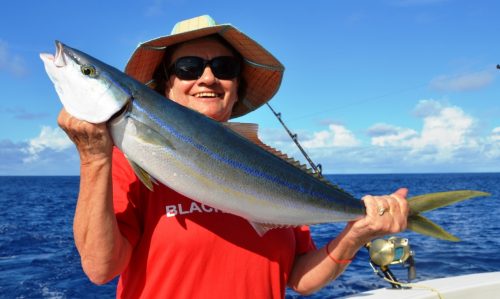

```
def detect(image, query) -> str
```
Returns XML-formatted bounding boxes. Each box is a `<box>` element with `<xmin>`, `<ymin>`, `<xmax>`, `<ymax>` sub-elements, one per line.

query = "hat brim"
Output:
<box><xmin>124</xmin><ymin>24</ymin><xmax>284</xmax><ymax>118</ymax></box>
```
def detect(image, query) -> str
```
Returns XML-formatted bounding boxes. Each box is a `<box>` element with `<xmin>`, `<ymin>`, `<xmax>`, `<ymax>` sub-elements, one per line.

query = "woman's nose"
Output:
<box><xmin>198</xmin><ymin>66</ymin><xmax>217</xmax><ymax>85</ymax></box>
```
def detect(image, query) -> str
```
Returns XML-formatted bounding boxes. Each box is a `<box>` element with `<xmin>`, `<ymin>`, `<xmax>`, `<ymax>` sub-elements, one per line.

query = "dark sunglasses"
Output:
<box><xmin>167</xmin><ymin>56</ymin><xmax>241</xmax><ymax>80</ymax></box>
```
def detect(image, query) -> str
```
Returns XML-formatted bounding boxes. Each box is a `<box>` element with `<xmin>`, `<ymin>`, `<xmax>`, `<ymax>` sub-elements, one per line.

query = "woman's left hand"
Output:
<box><xmin>343</xmin><ymin>188</ymin><xmax>410</xmax><ymax>247</ymax></box>
<box><xmin>288</xmin><ymin>188</ymin><xmax>410</xmax><ymax>294</ymax></box>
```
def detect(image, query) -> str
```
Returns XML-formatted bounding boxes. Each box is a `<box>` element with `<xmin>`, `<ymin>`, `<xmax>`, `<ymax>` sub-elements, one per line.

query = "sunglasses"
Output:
<box><xmin>167</xmin><ymin>56</ymin><xmax>241</xmax><ymax>80</ymax></box>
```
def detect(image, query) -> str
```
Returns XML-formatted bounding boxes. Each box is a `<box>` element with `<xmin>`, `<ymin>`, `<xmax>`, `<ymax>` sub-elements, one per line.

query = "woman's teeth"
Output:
<box><xmin>195</xmin><ymin>92</ymin><xmax>219</xmax><ymax>98</ymax></box>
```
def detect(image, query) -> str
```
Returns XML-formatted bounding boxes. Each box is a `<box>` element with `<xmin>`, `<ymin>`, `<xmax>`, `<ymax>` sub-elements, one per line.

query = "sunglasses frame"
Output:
<box><xmin>168</xmin><ymin>56</ymin><xmax>241</xmax><ymax>81</ymax></box>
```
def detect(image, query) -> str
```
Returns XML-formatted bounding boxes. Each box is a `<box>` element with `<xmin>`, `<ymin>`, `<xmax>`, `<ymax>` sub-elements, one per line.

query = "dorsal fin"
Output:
<box><xmin>223</xmin><ymin>122</ymin><xmax>259</xmax><ymax>140</ymax></box>
<box><xmin>224</xmin><ymin>122</ymin><xmax>339</xmax><ymax>188</ymax></box>
<box><xmin>224</xmin><ymin>122</ymin><xmax>290</xmax><ymax>160</ymax></box>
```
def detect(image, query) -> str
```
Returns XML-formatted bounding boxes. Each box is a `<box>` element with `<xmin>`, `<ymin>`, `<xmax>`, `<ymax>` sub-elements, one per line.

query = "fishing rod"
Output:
<box><xmin>266</xmin><ymin>103</ymin><xmax>323</xmax><ymax>177</ymax></box>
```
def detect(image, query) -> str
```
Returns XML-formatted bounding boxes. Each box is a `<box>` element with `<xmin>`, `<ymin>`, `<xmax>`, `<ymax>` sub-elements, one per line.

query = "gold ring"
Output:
<box><xmin>378</xmin><ymin>206</ymin><xmax>387</xmax><ymax>216</ymax></box>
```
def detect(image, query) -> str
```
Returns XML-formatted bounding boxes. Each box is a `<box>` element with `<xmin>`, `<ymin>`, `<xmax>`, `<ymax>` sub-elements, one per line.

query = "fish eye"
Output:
<box><xmin>81</xmin><ymin>65</ymin><xmax>97</xmax><ymax>77</ymax></box>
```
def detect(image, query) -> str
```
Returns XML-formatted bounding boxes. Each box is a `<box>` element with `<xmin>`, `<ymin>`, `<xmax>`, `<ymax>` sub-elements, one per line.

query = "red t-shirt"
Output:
<box><xmin>112</xmin><ymin>147</ymin><xmax>316</xmax><ymax>299</ymax></box>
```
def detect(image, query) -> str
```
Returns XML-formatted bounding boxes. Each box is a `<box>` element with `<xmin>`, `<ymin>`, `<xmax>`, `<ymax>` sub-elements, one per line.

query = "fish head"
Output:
<box><xmin>40</xmin><ymin>41</ymin><xmax>131</xmax><ymax>123</ymax></box>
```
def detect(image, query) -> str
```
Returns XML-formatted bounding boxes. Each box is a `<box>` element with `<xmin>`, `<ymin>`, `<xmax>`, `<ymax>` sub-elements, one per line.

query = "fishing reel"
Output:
<box><xmin>366</xmin><ymin>236</ymin><xmax>416</xmax><ymax>288</ymax></box>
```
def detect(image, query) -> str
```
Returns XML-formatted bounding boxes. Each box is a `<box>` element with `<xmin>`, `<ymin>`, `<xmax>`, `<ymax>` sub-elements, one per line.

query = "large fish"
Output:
<box><xmin>40</xmin><ymin>41</ymin><xmax>488</xmax><ymax>240</ymax></box>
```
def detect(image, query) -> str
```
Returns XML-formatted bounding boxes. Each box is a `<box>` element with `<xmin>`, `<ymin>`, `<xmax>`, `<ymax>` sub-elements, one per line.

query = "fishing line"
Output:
<box><xmin>292</xmin><ymin>83</ymin><xmax>427</xmax><ymax>122</ymax></box>
<box><xmin>289</xmin><ymin>65</ymin><xmax>496</xmax><ymax>122</ymax></box>
<box><xmin>381</xmin><ymin>277</ymin><xmax>444</xmax><ymax>299</ymax></box>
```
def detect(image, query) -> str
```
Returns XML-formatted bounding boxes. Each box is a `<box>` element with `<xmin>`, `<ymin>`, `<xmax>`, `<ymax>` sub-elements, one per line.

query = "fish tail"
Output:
<box><xmin>406</xmin><ymin>190</ymin><xmax>490</xmax><ymax>241</ymax></box>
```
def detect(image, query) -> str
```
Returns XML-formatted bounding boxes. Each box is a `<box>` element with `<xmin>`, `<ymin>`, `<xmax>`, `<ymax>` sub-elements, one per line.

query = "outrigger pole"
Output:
<box><xmin>266</xmin><ymin>103</ymin><xmax>323</xmax><ymax>177</ymax></box>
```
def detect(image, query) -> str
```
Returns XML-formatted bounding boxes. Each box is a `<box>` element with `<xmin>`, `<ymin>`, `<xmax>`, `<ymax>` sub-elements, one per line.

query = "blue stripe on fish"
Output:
<box><xmin>132</xmin><ymin>100</ymin><xmax>336</xmax><ymax>204</ymax></box>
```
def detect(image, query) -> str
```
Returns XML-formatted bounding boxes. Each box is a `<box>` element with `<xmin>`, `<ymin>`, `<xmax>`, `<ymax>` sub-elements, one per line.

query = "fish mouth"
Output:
<box><xmin>39</xmin><ymin>40</ymin><xmax>66</xmax><ymax>67</ymax></box>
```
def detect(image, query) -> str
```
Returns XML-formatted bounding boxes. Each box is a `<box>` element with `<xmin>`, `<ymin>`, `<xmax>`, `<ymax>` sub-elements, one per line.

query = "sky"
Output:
<box><xmin>1</xmin><ymin>0</ymin><xmax>499</xmax><ymax>175</ymax></box>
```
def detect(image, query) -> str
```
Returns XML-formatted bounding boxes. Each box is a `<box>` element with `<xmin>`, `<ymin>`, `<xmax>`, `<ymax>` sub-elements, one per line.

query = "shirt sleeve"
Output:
<box><xmin>294</xmin><ymin>225</ymin><xmax>316</xmax><ymax>255</ymax></box>
<box><xmin>112</xmin><ymin>147</ymin><xmax>143</xmax><ymax>248</ymax></box>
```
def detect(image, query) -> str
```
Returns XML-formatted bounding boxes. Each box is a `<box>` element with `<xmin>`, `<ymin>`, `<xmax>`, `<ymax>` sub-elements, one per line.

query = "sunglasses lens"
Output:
<box><xmin>211</xmin><ymin>57</ymin><xmax>240</xmax><ymax>79</ymax></box>
<box><xmin>171</xmin><ymin>56</ymin><xmax>240</xmax><ymax>80</ymax></box>
<box><xmin>173</xmin><ymin>57</ymin><xmax>204</xmax><ymax>80</ymax></box>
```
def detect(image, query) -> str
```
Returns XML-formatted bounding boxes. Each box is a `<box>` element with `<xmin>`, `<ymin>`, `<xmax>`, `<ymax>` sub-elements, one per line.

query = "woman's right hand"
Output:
<box><xmin>57</xmin><ymin>108</ymin><xmax>113</xmax><ymax>164</ymax></box>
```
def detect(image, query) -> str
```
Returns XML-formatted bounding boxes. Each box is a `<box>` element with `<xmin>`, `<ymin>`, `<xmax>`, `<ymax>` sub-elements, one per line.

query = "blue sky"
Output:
<box><xmin>1</xmin><ymin>0</ymin><xmax>499</xmax><ymax>175</ymax></box>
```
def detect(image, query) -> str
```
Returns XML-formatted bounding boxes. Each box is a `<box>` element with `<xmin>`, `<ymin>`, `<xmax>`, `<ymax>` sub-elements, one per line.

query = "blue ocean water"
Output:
<box><xmin>0</xmin><ymin>173</ymin><xmax>499</xmax><ymax>298</ymax></box>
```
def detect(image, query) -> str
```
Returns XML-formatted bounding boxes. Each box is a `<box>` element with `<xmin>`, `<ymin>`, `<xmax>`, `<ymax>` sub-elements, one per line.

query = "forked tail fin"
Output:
<box><xmin>406</xmin><ymin>190</ymin><xmax>490</xmax><ymax>241</ymax></box>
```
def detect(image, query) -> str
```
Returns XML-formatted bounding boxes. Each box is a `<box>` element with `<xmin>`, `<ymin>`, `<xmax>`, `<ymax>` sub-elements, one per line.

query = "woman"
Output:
<box><xmin>58</xmin><ymin>15</ymin><xmax>409</xmax><ymax>298</ymax></box>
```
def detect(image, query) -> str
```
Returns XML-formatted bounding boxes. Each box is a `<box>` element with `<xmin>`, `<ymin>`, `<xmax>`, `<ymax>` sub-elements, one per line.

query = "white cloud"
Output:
<box><xmin>0</xmin><ymin>40</ymin><xmax>28</xmax><ymax>77</ymax></box>
<box><xmin>491</xmin><ymin>127</ymin><xmax>500</xmax><ymax>142</ymax></box>
<box><xmin>369</xmin><ymin>124</ymin><xmax>418</xmax><ymax>147</ymax></box>
<box><xmin>430</xmin><ymin>70</ymin><xmax>494</xmax><ymax>92</ymax></box>
<box><xmin>23</xmin><ymin>126</ymin><xmax>73</xmax><ymax>163</ymax></box>
<box><xmin>3</xmin><ymin>106</ymin><xmax>496</xmax><ymax>175</ymax></box>
<box><xmin>370</xmin><ymin>100</ymin><xmax>479</xmax><ymax>162</ymax></box>
<box><xmin>367</xmin><ymin>123</ymin><xmax>401</xmax><ymax>137</ymax></box>
<box><xmin>0</xmin><ymin>135</ymin><xmax>78</xmax><ymax>175</ymax></box>
<box><xmin>302</xmin><ymin>124</ymin><xmax>360</xmax><ymax>148</ymax></box>
<box><xmin>266</xmin><ymin>100</ymin><xmax>499</xmax><ymax>173</ymax></box>
<box><xmin>413</xmin><ymin>102</ymin><xmax>476</xmax><ymax>150</ymax></box>
<box><xmin>483</xmin><ymin>127</ymin><xmax>500</xmax><ymax>160</ymax></box>
<box><xmin>413</xmin><ymin>99</ymin><xmax>443</xmax><ymax>117</ymax></box>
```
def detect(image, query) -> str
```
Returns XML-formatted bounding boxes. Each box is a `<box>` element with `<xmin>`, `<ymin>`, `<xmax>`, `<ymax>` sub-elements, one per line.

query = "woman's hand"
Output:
<box><xmin>343</xmin><ymin>188</ymin><xmax>410</xmax><ymax>247</ymax></box>
<box><xmin>57</xmin><ymin>108</ymin><xmax>113</xmax><ymax>164</ymax></box>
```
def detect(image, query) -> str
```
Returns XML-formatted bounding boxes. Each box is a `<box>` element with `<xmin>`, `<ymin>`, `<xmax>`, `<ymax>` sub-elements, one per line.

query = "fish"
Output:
<box><xmin>40</xmin><ymin>41</ymin><xmax>489</xmax><ymax>241</ymax></box>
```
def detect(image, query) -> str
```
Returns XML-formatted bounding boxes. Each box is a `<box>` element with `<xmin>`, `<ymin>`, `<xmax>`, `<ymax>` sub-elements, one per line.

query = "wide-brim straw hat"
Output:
<box><xmin>125</xmin><ymin>15</ymin><xmax>284</xmax><ymax>118</ymax></box>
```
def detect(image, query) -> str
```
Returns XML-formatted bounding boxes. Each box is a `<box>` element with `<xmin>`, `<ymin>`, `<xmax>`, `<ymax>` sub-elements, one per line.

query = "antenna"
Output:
<box><xmin>266</xmin><ymin>103</ymin><xmax>323</xmax><ymax>177</ymax></box>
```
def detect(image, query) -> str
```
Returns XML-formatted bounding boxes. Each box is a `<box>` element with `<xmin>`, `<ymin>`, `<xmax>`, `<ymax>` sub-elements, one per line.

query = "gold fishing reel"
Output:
<box><xmin>368</xmin><ymin>237</ymin><xmax>412</xmax><ymax>267</ymax></box>
<box><xmin>366</xmin><ymin>236</ymin><xmax>416</xmax><ymax>288</ymax></box>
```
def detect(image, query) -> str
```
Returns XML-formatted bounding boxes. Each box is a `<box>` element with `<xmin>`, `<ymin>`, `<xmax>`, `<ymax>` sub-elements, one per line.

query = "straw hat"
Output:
<box><xmin>125</xmin><ymin>15</ymin><xmax>284</xmax><ymax>118</ymax></box>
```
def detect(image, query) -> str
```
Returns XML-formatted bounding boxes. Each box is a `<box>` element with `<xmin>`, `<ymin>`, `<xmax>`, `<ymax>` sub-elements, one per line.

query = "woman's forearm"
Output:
<box><xmin>288</xmin><ymin>226</ymin><xmax>362</xmax><ymax>295</ymax></box>
<box><xmin>73</xmin><ymin>157</ymin><xmax>132</xmax><ymax>284</ymax></box>
<box><xmin>57</xmin><ymin>108</ymin><xmax>133</xmax><ymax>285</ymax></box>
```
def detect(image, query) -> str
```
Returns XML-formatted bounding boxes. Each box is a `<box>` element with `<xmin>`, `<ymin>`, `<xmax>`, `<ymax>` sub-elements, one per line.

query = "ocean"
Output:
<box><xmin>0</xmin><ymin>173</ymin><xmax>499</xmax><ymax>298</ymax></box>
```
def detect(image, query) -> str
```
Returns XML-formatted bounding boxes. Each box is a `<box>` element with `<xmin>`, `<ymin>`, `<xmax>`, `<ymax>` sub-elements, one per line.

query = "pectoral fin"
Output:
<box><xmin>126</xmin><ymin>157</ymin><xmax>158</xmax><ymax>191</ymax></box>
<box><xmin>129</xmin><ymin>118</ymin><xmax>175</xmax><ymax>150</ymax></box>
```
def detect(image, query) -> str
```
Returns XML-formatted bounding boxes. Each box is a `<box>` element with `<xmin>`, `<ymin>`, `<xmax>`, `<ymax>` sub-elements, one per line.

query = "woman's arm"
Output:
<box><xmin>58</xmin><ymin>109</ymin><xmax>133</xmax><ymax>284</ymax></box>
<box><xmin>288</xmin><ymin>188</ymin><xmax>409</xmax><ymax>295</ymax></box>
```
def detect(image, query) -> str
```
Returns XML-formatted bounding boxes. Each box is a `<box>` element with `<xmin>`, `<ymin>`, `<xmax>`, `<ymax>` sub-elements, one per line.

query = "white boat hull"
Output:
<box><xmin>341</xmin><ymin>271</ymin><xmax>500</xmax><ymax>299</ymax></box>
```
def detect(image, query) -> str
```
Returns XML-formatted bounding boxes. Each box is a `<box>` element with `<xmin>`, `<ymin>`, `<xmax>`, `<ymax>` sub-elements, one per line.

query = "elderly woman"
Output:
<box><xmin>58</xmin><ymin>15</ymin><xmax>408</xmax><ymax>298</ymax></box>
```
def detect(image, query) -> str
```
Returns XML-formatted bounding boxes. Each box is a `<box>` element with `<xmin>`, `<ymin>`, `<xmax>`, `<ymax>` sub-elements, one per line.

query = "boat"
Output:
<box><xmin>341</xmin><ymin>271</ymin><xmax>500</xmax><ymax>299</ymax></box>
<box><xmin>341</xmin><ymin>237</ymin><xmax>500</xmax><ymax>298</ymax></box>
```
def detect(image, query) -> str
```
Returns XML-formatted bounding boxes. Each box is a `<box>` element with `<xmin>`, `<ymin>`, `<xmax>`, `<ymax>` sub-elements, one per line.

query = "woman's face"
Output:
<box><xmin>165</xmin><ymin>38</ymin><xmax>239</xmax><ymax>122</ymax></box>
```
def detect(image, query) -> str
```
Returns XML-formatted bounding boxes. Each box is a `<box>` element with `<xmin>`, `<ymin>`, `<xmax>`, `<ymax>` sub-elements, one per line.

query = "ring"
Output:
<box><xmin>378</xmin><ymin>206</ymin><xmax>387</xmax><ymax>216</ymax></box>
